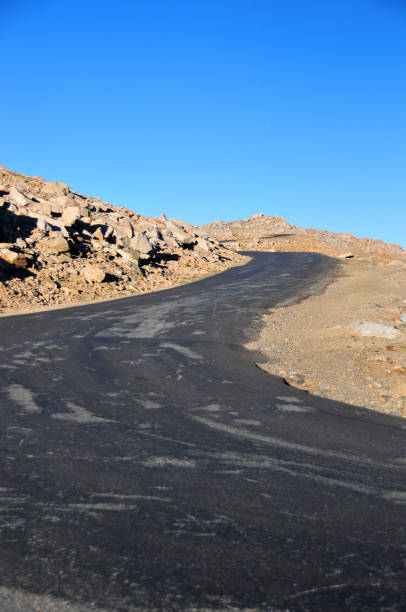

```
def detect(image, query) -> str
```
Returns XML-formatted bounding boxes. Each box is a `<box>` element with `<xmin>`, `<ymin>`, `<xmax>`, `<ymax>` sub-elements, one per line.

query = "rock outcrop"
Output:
<box><xmin>0</xmin><ymin>165</ymin><xmax>242</xmax><ymax>314</ymax></box>
<box><xmin>203</xmin><ymin>214</ymin><xmax>406</xmax><ymax>261</ymax></box>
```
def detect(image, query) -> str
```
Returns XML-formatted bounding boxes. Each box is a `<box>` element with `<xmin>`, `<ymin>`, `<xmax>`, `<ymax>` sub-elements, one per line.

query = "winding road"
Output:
<box><xmin>0</xmin><ymin>252</ymin><xmax>405</xmax><ymax>611</ymax></box>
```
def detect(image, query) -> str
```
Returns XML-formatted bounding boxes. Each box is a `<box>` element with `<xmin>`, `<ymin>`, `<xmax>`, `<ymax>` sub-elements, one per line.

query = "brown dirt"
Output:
<box><xmin>0</xmin><ymin>253</ymin><xmax>250</xmax><ymax>318</ymax></box>
<box><xmin>249</xmin><ymin>256</ymin><xmax>406</xmax><ymax>418</ymax></box>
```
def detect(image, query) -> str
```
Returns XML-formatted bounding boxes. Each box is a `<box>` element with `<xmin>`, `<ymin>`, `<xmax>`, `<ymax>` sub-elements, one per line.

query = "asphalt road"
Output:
<box><xmin>0</xmin><ymin>252</ymin><xmax>405</xmax><ymax>611</ymax></box>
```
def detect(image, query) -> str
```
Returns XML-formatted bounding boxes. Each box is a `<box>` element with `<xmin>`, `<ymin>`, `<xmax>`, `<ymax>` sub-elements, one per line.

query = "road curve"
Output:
<box><xmin>0</xmin><ymin>252</ymin><xmax>405</xmax><ymax>611</ymax></box>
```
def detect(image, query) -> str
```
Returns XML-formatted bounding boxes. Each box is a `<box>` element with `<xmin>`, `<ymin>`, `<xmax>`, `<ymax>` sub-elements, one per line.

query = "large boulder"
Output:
<box><xmin>130</xmin><ymin>232</ymin><xmax>153</xmax><ymax>255</ymax></box>
<box><xmin>8</xmin><ymin>187</ymin><xmax>31</xmax><ymax>208</ymax></box>
<box><xmin>61</xmin><ymin>206</ymin><xmax>80</xmax><ymax>226</ymax></box>
<box><xmin>116</xmin><ymin>218</ymin><xmax>134</xmax><ymax>239</ymax></box>
<box><xmin>196</xmin><ymin>238</ymin><xmax>213</xmax><ymax>252</ymax></box>
<box><xmin>40</xmin><ymin>181</ymin><xmax>69</xmax><ymax>198</ymax></box>
<box><xmin>147</xmin><ymin>227</ymin><xmax>163</xmax><ymax>246</ymax></box>
<box><xmin>165</xmin><ymin>220</ymin><xmax>195</xmax><ymax>246</ymax></box>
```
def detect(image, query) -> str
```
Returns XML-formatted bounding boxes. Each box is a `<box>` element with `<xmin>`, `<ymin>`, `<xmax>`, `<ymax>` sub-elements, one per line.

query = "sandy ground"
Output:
<box><xmin>249</xmin><ymin>257</ymin><xmax>406</xmax><ymax>418</ymax></box>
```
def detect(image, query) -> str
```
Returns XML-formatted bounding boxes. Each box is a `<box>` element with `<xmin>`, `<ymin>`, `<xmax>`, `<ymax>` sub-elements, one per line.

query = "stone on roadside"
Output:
<box><xmin>84</xmin><ymin>265</ymin><xmax>106</xmax><ymax>283</ymax></box>
<box><xmin>349</xmin><ymin>321</ymin><xmax>400</xmax><ymax>339</ymax></box>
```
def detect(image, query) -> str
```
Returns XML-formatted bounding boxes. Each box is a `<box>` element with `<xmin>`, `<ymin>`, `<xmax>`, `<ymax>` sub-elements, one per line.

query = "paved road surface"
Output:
<box><xmin>0</xmin><ymin>252</ymin><xmax>405</xmax><ymax>611</ymax></box>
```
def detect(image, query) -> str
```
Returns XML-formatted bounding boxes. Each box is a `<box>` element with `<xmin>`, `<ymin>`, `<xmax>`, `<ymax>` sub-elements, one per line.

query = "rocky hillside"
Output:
<box><xmin>204</xmin><ymin>212</ymin><xmax>406</xmax><ymax>261</ymax></box>
<box><xmin>0</xmin><ymin>165</ymin><xmax>243</xmax><ymax>314</ymax></box>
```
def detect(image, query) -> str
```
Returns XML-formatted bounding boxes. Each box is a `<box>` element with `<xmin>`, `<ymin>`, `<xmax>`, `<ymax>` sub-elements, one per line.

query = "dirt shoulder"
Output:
<box><xmin>249</xmin><ymin>256</ymin><xmax>406</xmax><ymax>418</ymax></box>
<box><xmin>0</xmin><ymin>254</ymin><xmax>250</xmax><ymax>318</ymax></box>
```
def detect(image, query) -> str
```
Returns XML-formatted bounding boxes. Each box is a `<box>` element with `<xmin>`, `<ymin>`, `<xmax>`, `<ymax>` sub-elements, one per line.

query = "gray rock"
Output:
<box><xmin>117</xmin><ymin>218</ymin><xmax>134</xmax><ymax>239</ymax></box>
<box><xmin>148</xmin><ymin>228</ymin><xmax>163</xmax><ymax>245</ymax></box>
<box><xmin>50</xmin><ymin>195</ymin><xmax>72</xmax><ymax>209</ymax></box>
<box><xmin>197</xmin><ymin>238</ymin><xmax>213</xmax><ymax>252</ymax></box>
<box><xmin>349</xmin><ymin>321</ymin><xmax>401</xmax><ymax>339</ymax></box>
<box><xmin>35</xmin><ymin>217</ymin><xmax>51</xmax><ymax>233</ymax></box>
<box><xmin>41</xmin><ymin>181</ymin><xmax>69</xmax><ymax>198</ymax></box>
<box><xmin>28</xmin><ymin>213</ymin><xmax>69</xmax><ymax>237</ymax></box>
<box><xmin>61</xmin><ymin>206</ymin><xmax>80</xmax><ymax>226</ymax></box>
<box><xmin>166</xmin><ymin>220</ymin><xmax>195</xmax><ymax>246</ymax></box>
<box><xmin>8</xmin><ymin>186</ymin><xmax>31</xmax><ymax>207</ymax></box>
<box><xmin>130</xmin><ymin>232</ymin><xmax>153</xmax><ymax>255</ymax></box>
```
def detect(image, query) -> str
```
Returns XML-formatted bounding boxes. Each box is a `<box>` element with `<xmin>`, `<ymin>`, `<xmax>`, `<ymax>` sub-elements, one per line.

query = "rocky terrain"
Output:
<box><xmin>0</xmin><ymin>165</ymin><xmax>244</xmax><ymax>315</ymax></box>
<box><xmin>204</xmin><ymin>211</ymin><xmax>406</xmax><ymax>261</ymax></box>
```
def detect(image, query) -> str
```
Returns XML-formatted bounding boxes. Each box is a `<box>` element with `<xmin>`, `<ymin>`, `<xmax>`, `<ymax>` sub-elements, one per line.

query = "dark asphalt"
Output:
<box><xmin>0</xmin><ymin>252</ymin><xmax>405</xmax><ymax>611</ymax></box>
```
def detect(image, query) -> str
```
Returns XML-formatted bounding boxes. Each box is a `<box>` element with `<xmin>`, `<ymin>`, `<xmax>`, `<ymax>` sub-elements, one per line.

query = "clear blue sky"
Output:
<box><xmin>2</xmin><ymin>0</ymin><xmax>405</xmax><ymax>246</ymax></box>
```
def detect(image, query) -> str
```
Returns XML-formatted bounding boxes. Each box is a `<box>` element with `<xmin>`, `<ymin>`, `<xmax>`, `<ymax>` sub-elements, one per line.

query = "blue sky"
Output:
<box><xmin>2</xmin><ymin>1</ymin><xmax>405</xmax><ymax>246</ymax></box>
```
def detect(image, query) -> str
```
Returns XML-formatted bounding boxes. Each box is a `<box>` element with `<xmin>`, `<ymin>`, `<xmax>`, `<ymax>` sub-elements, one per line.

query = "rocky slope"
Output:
<box><xmin>203</xmin><ymin>212</ymin><xmax>406</xmax><ymax>261</ymax></box>
<box><xmin>0</xmin><ymin>165</ymin><xmax>244</xmax><ymax>314</ymax></box>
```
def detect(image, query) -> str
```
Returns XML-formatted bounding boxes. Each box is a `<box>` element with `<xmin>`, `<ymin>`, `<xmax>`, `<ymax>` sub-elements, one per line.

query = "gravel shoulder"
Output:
<box><xmin>249</xmin><ymin>257</ymin><xmax>406</xmax><ymax>418</ymax></box>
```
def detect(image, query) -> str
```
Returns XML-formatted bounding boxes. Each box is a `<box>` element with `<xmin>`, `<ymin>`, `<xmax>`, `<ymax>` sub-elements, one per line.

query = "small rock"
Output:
<box><xmin>349</xmin><ymin>321</ymin><xmax>401</xmax><ymax>339</ymax></box>
<box><xmin>0</xmin><ymin>248</ymin><xmax>30</xmax><ymax>268</ymax></box>
<box><xmin>48</xmin><ymin>237</ymin><xmax>70</xmax><ymax>254</ymax></box>
<box><xmin>84</xmin><ymin>265</ymin><xmax>106</xmax><ymax>283</ymax></box>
